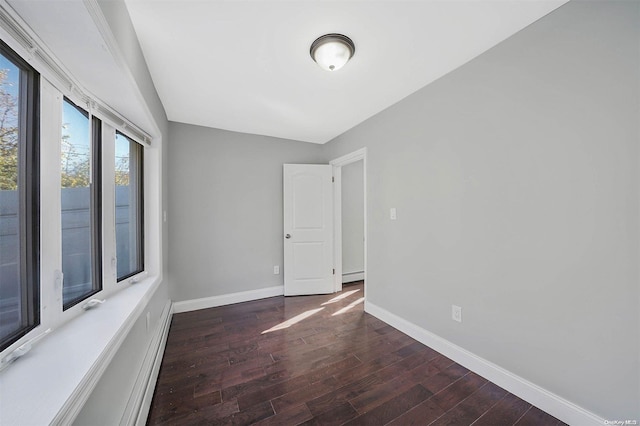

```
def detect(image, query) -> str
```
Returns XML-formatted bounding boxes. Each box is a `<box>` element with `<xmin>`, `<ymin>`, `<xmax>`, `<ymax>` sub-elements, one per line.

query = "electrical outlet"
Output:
<box><xmin>273</xmin><ymin>265</ymin><xmax>280</xmax><ymax>275</ymax></box>
<box><xmin>390</xmin><ymin>208</ymin><xmax>397</xmax><ymax>220</ymax></box>
<box><xmin>452</xmin><ymin>305</ymin><xmax>462</xmax><ymax>323</ymax></box>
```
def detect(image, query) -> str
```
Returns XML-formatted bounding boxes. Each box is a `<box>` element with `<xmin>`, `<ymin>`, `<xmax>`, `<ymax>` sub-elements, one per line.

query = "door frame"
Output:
<box><xmin>330</xmin><ymin>148</ymin><xmax>367</xmax><ymax>295</ymax></box>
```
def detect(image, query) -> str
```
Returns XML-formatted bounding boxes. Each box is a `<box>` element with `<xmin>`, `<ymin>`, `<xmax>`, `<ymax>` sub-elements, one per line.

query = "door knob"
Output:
<box><xmin>285</xmin><ymin>234</ymin><xmax>291</xmax><ymax>239</ymax></box>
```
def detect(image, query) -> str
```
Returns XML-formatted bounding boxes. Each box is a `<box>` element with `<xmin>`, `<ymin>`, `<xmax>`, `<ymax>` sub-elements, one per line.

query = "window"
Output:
<box><xmin>0</xmin><ymin>40</ymin><xmax>39</xmax><ymax>351</ymax></box>
<box><xmin>115</xmin><ymin>131</ymin><xmax>143</xmax><ymax>280</ymax></box>
<box><xmin>61</xmin><ymin>99</ymin><xmax>101</xmax><ymax>309</ymax></box>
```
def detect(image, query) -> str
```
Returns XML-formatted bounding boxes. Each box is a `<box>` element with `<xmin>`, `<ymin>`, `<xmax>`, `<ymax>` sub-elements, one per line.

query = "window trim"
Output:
<box><xmin>115</xmin><ymin>130</ymin><xmax>144</xmax><ymax>282</ymax></box>
<box><xmin>60</xmin><ymin>98</ymin><xmax>102</xmax><ymax>311</ymax></box>
<box><xmin>0</xmin><ymin>9</ymin><xmax>163</xmax><ymax>421</ymax></box>
<box><xmin>0</xmin><ymin>38</ymin><xmax>40</xmax><ymax>352</ymax></box>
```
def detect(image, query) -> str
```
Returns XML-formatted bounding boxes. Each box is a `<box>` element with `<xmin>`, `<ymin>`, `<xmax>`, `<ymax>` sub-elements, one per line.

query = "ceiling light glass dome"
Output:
<box><xmin>310</xmin><ymin>34</ymin><xmax>355</xmax><ymax>72</ymax></box>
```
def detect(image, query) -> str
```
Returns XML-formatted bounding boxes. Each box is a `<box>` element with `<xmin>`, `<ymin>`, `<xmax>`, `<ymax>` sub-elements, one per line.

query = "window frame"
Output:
<box><xmin>114</xmin><ymin>130</ymin><xmax>144</xmax><ymax>283</ymax></box>
<box><xmin>0</xmin><ymin>29</ymin><xmax>154</xmax><ymax>365</ymax></box>
<box><xmin>0</xmin><ymin>39</ymin><xmax>40</xmax><ymax>352</ymax></box>
<box><xmin>0</xmin><ymin>8</ymin><xmax>163</xmax><ymax>416</ymax></box>
<box><xmin>60</xmin><ymin>97</ymin><xmax>102</xmax><ymax>311</ymax></box>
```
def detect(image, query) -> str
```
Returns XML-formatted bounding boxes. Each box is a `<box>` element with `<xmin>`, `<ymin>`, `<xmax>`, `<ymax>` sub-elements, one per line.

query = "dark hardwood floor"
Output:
<box><xmin>147</xmin><ymin>282</ymin><xmax>566</xmax><ymax>425</ymax></box>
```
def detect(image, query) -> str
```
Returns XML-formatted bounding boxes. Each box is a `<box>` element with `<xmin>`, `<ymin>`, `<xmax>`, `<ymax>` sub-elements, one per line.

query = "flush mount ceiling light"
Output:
<box><xmin>310</xmin><ymin>33</ymin><xmax>355</xmax><ymax>72</ymax></box>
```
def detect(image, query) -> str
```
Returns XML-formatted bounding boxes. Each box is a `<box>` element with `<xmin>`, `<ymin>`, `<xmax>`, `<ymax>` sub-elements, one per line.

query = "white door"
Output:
<box><xmin>283</xmin><ymin>164</ymin><xmax>334</xmax><ymax>296</ymax></box>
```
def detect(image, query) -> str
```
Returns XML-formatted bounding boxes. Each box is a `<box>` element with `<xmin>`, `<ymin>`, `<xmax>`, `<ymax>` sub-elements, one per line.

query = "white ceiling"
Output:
<box><xmin>125</xmin><ymin>0</ymin><xmax>567</xmax><ymax>144</ymax></box>
<box><xmin>4</xmin><ymin>0</ymin><xmax>567</xmax><ymax>145</ymax></box>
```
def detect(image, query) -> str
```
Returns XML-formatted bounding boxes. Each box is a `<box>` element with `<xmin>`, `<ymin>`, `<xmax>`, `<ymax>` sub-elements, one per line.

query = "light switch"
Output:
<box><xmin>390</xmin><ymin>208</ymin><xmax>397</xmax><ymax>220</ymax></box>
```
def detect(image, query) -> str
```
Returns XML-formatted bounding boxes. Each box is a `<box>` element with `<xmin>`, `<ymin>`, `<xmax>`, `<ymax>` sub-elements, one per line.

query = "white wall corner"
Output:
<box><xmin>363</xmin><ymin>301</ymin><xmax>606</xmax><ymax>426</ymax></box>
<box><xmin>172</xmin><ymin>286</ymin><xmax>284</xmax><ymax>314</ymax></box>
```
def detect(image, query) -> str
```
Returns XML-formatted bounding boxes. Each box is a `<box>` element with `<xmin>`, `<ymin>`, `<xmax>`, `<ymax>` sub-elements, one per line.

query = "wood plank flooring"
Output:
<box><xmin>147</xmin><ymin>282</ymin><xmax>566</xmax><ymax>425</ymax></box>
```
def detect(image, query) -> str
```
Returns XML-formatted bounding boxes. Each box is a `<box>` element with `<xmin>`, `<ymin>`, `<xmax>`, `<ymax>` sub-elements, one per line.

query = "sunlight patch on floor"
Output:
<box><xmin>331</xmin><ymin>297</ymin><xmax>365</xmax><ymax>316</ymax></box>
<box><xmin>321</xmin><ymin>289</ymin><xmax>361</xmax><ymax>306</ymax></box>
<box><xmin>261</xmin><ymin>308</ymin><xmax>325</xmax><ymax>334</ymax></box>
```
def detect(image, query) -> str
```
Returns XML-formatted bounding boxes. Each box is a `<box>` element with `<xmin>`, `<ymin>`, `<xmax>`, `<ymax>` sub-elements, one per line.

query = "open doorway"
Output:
<box><xmin>341</xmin><ymin>160</ymin><xmax>364</xmax><ymax>288</ymax></box>
<box><xmin>331</xmin><ymin>148</ymin><xmax>367</xmax><ymax>298</ymax></box>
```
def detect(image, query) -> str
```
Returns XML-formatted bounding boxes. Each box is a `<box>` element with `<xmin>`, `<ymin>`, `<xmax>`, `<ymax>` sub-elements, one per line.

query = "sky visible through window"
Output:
<box><xmin>0</xmin><ymin>58</ymin><xmax>131</xmax><ymax>187</ymax></box>
<box><xmin>61</xmin><ymin>102</ymin><xmax>131</xmax><ymax>187</ymax></box>
<box><xmin>0</xmin><ymin>55</ymin><xmax>20</xmax><ymax>191</ymax></box>
<box><xmin>61</xmin><ymin>101</ymin><xmax>90</xmax><ymax>187</ymax></box>
<box><xmin>0</xmin><ymin>55</ymin><xmax>18</xmax><ymax>97</ymax></box>
<box><xmin>0</xmin><ymin>52</ymin><xmax>21</xmax><ymax>341</ymax></box>
<box><xmin>115</xmin><ymin>132</ymin><xmax>131</xmax><ymax>185</ymax></box>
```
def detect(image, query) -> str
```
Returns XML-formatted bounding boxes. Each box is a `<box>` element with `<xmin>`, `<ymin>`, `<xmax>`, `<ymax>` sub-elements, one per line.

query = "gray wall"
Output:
<box><xmin>168</xmin><ymin>123</ymin><xmax>324</xmax><ymax>302</ymax></box>
<box><xmin>75</xmin><ymin>1</ymin><xmax>171</xmax><ymax>424</ymax></box>
<box><xmin>322</xmin><ymin>1</ymin><xmax>639</xmax><ymax>420</ymax></box>
<box><xmin>341</xmin><ymin>160</ymin><xmax>364</xmax><ymax>277</ymax></box>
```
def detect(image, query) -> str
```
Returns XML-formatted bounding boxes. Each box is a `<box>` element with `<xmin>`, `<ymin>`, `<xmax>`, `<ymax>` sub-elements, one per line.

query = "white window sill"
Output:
<box><xmin>0</xmin><ymin>275</ymin><xmax>161</xmax><ymax>425</ymax></box>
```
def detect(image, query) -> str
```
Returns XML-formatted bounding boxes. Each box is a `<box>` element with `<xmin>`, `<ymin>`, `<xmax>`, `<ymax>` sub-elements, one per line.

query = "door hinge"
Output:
<box><xmin>332</xmin><ymin>176</ymin><xmax>334</xmax><ymax>183</ymax></box>
<box><xmin>332</xmin><ymin>268</ymin><xmax>335</xmax><ymax>275</ymax></box>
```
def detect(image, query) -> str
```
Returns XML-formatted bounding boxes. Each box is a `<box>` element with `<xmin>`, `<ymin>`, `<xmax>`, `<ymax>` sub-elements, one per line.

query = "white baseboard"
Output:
<box><xmin>342</xmin><ymin>271</ymin><xmax>364</xmax><ymax>283</ymax></box>
<box><xmin>364</xmin><ymin>301</ymin><xmax>605</xmax><ymax>426</ymax></box>
<box><xmin>120</xmin><ymin>300</ymin><xmax>172</xmax><ymax>426</ymax></box>
<box><xmin>173</xmin><ymin>286</ymin><xmax>284</xmax><ymax>313</ymax></box>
